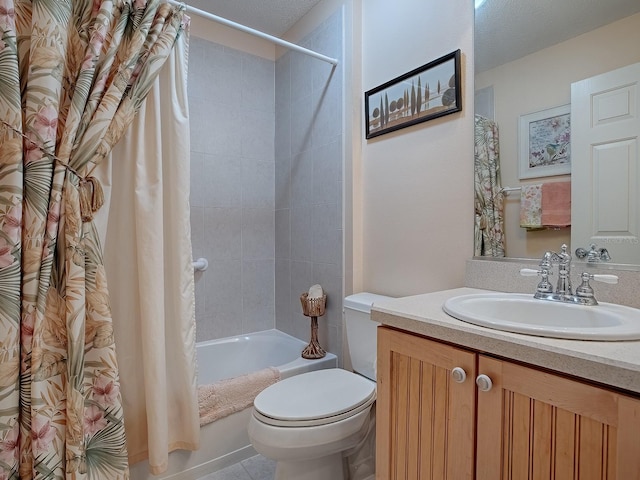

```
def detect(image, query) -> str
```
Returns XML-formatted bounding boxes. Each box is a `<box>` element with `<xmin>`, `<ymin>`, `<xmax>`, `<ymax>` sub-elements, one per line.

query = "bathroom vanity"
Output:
<box><xmin>372</xmin><ymin>288</ymin><xmax>640</xmax><ymax>480</ymax></box>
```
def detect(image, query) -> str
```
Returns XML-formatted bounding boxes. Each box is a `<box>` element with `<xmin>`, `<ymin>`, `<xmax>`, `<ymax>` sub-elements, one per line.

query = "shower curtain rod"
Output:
<box><xmin>167</xmin><ymin>1</ymin><xmax>339</xmax><ymax>66</ymax></box>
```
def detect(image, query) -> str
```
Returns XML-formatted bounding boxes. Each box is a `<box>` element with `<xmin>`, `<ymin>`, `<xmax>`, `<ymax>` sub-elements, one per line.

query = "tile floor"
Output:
<box><xmin>198</xmin><ymin>454</ymin><xmax>275</xmax><ymax>480</ymax></box>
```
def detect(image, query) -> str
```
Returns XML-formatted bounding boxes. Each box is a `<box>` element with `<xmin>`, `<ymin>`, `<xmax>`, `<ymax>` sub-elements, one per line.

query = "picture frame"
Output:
<box><xmin>518</xmin><ymin>104</ymin><xmax>571</xmax><ymax>179</ymax></box>
<box><xmin>364</xmin><ymin>49</ymin><xmax>462</xmax><ymax>139</ymax></box>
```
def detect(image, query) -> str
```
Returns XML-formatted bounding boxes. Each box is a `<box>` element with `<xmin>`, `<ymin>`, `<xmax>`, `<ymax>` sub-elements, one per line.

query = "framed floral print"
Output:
<box><xmin>518</xmin><ymin>104</ymin><xmax>571</xmax><ymax>179</ymax></box>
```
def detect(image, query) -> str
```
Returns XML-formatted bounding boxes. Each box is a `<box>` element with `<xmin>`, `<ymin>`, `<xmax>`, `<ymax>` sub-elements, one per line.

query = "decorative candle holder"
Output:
<box><xmin>299</xmin><ymin>292</ymin><xmax>327</xmax><ymax>359</ymax></box>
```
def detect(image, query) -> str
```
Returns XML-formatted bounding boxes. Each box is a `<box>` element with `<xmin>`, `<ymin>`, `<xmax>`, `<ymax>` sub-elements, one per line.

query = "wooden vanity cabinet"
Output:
<box><xmin>376</xmin><ymin>326</ymin><xmax>477</xmax><ymax>479</ymax></box>
<box><xmin>377</xmin><ymin>326</ymin><xmax>640</xmax><ymax>480</ymax></box>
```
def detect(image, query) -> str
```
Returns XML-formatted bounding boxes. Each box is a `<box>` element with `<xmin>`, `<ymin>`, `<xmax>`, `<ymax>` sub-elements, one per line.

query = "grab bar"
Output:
<box><xmin>193</xmin><ymin>258</ymin><xmax>208</xmax><ymax>272</ymax></box>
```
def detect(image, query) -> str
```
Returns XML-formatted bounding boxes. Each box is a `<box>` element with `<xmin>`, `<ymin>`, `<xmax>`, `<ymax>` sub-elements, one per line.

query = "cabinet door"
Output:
<box><xmin>376</xmin><ymin>327</ymin><xmax>476</xmax><ymax>480</ymax></box>
<box><xmin>477</xmin><ymin>355</ymin><xmax>640</xmax><ymax>480</ymax></box>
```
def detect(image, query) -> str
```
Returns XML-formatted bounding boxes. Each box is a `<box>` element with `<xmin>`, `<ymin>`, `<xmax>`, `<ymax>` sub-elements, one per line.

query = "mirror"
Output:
<box><xmin>474</xmin><ymin>0</ymin><xmax>640</xmax><ymax>266</ymax></box>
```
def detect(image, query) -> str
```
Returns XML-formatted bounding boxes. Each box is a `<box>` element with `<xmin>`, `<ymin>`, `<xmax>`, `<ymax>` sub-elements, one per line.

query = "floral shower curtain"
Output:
<box><xmin>474</xmin><ymin>114</ymin><xmax>505</xmax><ymax>257</ymax></box>
<box><xmin>0</xmin><ymin>1</ymin><xmax>187</xmax><ymax>478</ymax></box>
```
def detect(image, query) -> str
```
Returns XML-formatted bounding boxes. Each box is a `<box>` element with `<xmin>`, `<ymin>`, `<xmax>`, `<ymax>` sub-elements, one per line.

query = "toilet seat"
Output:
<box><xmin>253</xmin><ymin>368</ymin><xmax>376</xmax><ymax>427</ymax></box>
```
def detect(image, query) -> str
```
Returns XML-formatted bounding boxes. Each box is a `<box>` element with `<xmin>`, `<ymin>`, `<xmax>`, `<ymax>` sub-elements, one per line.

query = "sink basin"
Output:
<box><xmin>442</xmin><ymin>293</ymin><xmax>640</xmax><ymax>341</ymax></box>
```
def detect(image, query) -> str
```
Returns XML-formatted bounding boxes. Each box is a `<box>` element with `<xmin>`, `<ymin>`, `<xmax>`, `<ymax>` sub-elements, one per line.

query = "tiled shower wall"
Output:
<box><xmin>188</xmin><ymin>37</ymin><xmax>276</xmax><ymax>341</ymax></box>
<box><xmin>274</xmin><ymin>11</ymin><xmax>345</xmax><ymax>364</ymax></box>
<box><xmin>188</xmin><ymin>9</ymin><xmax>345</xmax><ymax>364</ymax></box>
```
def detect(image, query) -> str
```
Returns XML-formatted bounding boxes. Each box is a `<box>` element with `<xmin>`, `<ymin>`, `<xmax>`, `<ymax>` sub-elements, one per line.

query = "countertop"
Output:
<box><xmin>371</xmin><ymin>287</ymin><xmax>640</xmax><ymax>395</ymax></box>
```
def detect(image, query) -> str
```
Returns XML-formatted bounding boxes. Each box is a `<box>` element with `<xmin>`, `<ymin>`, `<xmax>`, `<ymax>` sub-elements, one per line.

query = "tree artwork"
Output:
<box><xmin>365</xmin><ymin>50</ymin><xmax>461</xmax><ymax>138</ymax></box>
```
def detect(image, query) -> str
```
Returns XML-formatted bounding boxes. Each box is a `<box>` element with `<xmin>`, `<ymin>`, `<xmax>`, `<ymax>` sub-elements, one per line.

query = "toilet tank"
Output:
<box><xmin>344</xmin><ymin>292</ymin><xmax>394</xmax><ymax>381</ymax></box>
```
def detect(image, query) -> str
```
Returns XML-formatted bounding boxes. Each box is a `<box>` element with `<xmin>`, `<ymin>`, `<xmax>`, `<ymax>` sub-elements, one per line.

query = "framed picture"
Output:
<box><xmin>364</xmin><ymin>49</ymin><xmax>462</xmax><ymax>139</ymax></box>
<box><xmin>518</xmin><ymin>104</ymin><xmax>571</xmax><ymax>179</ymax></box>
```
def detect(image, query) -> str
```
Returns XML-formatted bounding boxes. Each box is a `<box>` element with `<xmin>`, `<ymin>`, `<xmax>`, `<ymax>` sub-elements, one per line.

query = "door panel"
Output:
<box><xmin>571</xmin><ymin>62</ymin><xmax>640</xmax><ymax>263</ymax></box>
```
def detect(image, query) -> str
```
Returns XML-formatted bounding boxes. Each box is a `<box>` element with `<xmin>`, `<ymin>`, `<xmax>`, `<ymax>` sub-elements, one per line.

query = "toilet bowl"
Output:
<box><xmin>248</xmin><ymin>368</ymin><xmax>375</xmax><ymax>479</ymax></box>
<box><xmin>247</xmin><ymin>293</ymin><xmax>392</xmax><ymax>480</ymax></box>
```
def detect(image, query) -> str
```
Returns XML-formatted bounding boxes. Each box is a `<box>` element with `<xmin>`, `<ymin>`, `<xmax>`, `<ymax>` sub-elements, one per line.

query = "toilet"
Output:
<box><xmin>247</xmin><ymin>292</ymin><xmax>392</xmax><ymax>480</ymax></box>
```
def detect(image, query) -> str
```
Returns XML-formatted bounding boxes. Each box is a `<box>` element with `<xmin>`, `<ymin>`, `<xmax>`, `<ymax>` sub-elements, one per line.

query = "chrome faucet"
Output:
<box><xmin>575</xmin><ymin>244</ymin><xmax>611</xmax><ymax>263</ymax></box>
<box><xmin>555</xmin><ymin>244</ymin><xmax>572</xmax><ymax>295</ymax></box>
<box><xmin>520</xmin><ymin>243</ymin><xmax>618</xmax><ymax>306</ymax></box>
<box><xmin>535</xmin><ymin>251</ymin><xmax>554</xmax><ymax>295</ymax></box>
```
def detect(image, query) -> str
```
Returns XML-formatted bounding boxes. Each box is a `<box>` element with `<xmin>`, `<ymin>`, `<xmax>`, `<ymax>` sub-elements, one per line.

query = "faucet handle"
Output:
<box><xmin>539</xmin><ymin>251</ymin><xmax>554</xmax><ymax>268</ymax></box>
<box><xmin>599</xmin><ymin>248</ymin><xmax>612</xmax><ymax>262</ymax></box>
<box><xmin>575</xmin><ymin>273</ymin><xmax>619</xmax><ymax>305</ymax></box>
<box><xmin>575</xmin><ymin>247</ymin><xmax>589</xmax><ymax>259</ymax></box>
<box><xmin>592</xmin><ymin>274</ymin><xmax>618</xmax><ymax>284</ymax></box>
<box><xmin>520</xmin><ymin>268</ymin><xmax>553</xmax><ymax>294</ymax></box>
<box><xmin>520</xmin><ymin>268</ymin><xmax>543</xmax><ymax>277</ymax></box>
<box><xmin>575</xmin><ymin>244</ymin><xmax>612</xmax><ymax>263</ymax></box>
<box><xmin>575</xmin><ymin>273</ymin><xmax>595</xmax><ymax>300</ymax></box>
<box><xmin>559</xmin><ymin>243</ymin><xmax>570</xmax><ymax>258</ymax></box>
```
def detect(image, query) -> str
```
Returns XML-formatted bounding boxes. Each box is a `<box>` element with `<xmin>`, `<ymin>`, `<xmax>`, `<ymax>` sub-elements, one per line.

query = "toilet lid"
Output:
<box><xmin>253</xmin><ymin>368</ymin><xmax>376</xmax><ymax>426</ymax></box>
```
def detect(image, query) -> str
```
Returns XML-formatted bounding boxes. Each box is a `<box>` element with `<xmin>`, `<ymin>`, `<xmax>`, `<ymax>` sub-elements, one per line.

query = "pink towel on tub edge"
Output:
<box><xmin>541</xmin><ymin>181</ymin><xmax>571</xmax><ymax>228</ymax></box>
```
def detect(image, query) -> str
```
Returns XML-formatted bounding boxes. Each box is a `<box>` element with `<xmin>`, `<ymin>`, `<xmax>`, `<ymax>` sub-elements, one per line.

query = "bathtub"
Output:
<box><xmin>130</xmin><ymin>329</ymin><xmax>337</xmax><ymax>480</ymax></box>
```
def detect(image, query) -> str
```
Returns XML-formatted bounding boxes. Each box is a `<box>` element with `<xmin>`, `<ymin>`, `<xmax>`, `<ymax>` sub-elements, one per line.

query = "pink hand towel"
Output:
<box><xmin>541</xmin><ymin>181</ymin><xmax>571</xmax><ymax>227</ymax></box>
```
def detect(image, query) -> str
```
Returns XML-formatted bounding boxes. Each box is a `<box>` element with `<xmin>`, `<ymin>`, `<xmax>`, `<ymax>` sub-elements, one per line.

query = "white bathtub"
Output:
<box><xmin>130</xmin><ymin>329</ymin><xmax>337</xmax><ymax>480</ymax></box>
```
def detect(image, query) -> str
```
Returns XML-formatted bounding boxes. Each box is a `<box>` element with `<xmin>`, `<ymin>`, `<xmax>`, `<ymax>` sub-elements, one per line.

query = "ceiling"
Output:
<box><xmin>475</xmin><ymin>0</ymin><xmax>640</xmax><ymax>73</ymax></box>
<box><xmin>183</xmin><ymin>1</ymin><xmax>640</xmax><ymax>71</ymax></box>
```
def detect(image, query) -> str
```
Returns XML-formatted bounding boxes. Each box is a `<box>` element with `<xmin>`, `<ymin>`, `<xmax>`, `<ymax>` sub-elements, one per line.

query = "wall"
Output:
<box><xmin>466</xmin><ymin>259</ymin><xmax>640</xmax><ymax>309</ymax></box>
<box><xmin>187</xmin><ymin>1</ymin><xmax>348</xmax><ymax>363</ymax></box>
<box><xmin>187</xmin><ymin>0</ymin><xmax>475</xmax><ymax>347</ymax></box>
<box><xmin>360</xmin><ymin>0</ymin><xmax>475</xmax><ymax>297</ymax></box>
<box><xmin>188</xmin><ymin>36</ymin><xmax>276</xmax><ymax>341</ymax></box>
<box><xmin>189</xmin><ymin>14</ymin><xmax>275</xmax><ymax>60</ymax></box>
<box><xmin>475</xmin><ymin>13</ymin><xmax>640</xmax><ymax>259</ymax></box>
<box><xmin>274</xmin><ymin>7</ymin><xmax>346</xmax><ymax>364</ymax></box>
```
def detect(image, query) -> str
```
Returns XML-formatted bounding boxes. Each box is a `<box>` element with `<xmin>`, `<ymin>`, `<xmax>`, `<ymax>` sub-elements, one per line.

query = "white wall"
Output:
<box><xmin>274</xmin><ymin>6</ymin><xmax>347</xmax><ymax>363</ymax></box>
<box><xmin>188</xmin><ymin>36</ymin><xmax>276</xmax><ymax>341</ymax></box>
<box><xmin>360</xmin><ymin>0</ymin><xmax>475</xmax><ymax>297</ymax></box>
<box><xmin>476</xmin><ymin>13</ymin><xmax>640</xmax><ymax>259</ymax></box>
<box><xmin>281</xmin><ymin>0</ymin><xmax>361</xmax><ymax>303</ymax></box>
<box><xmin>189</xmin><ymin>0</ymin><xmax>476</xmax><ymax>302</ymax></box>
<box><xmin>189</xmin><ymin>14</ymin><xmax>275</xmax><ymax>60</ymax></box>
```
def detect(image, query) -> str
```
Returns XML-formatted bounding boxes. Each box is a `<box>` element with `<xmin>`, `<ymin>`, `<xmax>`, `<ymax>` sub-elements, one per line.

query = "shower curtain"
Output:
<box><xmin>474</xmin><ymin>114</ymin><xmax>505</xmax><ymax>257</ymax></box>
<box><xmin>0</xmin><ymin>1</ymin><xmax>186</xmax><ymax>478</ymax></box>
<box><xmin>97</xmin><ymin>28</ymin><xmax>200</xmax><ymax>475</ymax></box>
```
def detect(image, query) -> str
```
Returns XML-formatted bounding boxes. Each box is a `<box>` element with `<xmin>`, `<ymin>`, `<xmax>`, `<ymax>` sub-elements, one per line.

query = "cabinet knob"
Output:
<box><xmin>476</xmin><ymin>374</ymin><xmax>493</xmax><ymax>392</ymax></box>
<box><xmin>451</xmin><ymin>367</ymin><xmax>467</xmax><ymax>383</ymax></box>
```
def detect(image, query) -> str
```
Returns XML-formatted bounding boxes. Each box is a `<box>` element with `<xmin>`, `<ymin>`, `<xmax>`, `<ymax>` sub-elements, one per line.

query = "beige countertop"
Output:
<box><xmin>371</xmin><ymin>287</ymin><xmax>640</xmax><ymax>395</ymax></box>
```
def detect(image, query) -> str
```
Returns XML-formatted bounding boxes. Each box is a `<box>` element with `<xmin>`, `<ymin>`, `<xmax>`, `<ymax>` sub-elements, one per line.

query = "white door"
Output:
<box><xmin>571</xmin><ymin>62</ymin><xmax>640</xmax><ymax>264</ymax></box>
